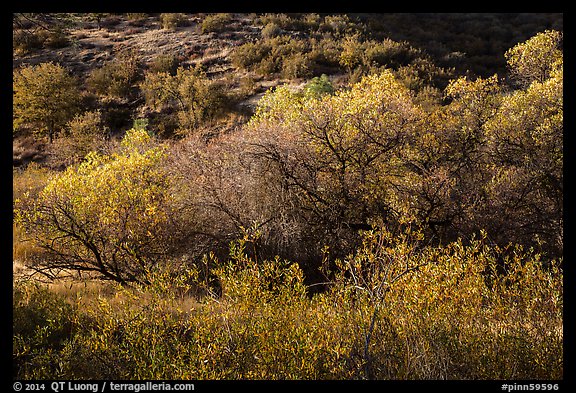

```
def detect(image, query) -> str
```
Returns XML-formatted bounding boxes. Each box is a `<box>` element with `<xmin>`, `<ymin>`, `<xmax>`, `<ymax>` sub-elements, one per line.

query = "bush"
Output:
<box><xmin>126</xmin><ymin>13</ymin><xmax>148</xmax><ymax>26</ymax></box>
<box><xmin>159</xmin><ymin>13</ymin><xmax>189</xmax><ymax>30</ymax></box>
<box><xmin>147</xmin><ymin>53</ymin><xmax>180</xmax><ymax>75</ymax></box>
<box><xmin>51</xmin><ymin>110</ymin><xmax>109</xmax><ymax>166</ymax></box>
<box><xmin>13</xmin><ymin>28</ymin><xmax>69</xmax><ymax>53</ymax></box>
<box><xmin>99</xmin><ymin>15</ymin><xmax>121</xmax><ymax>29</ymax></box>
<box><xmin>13</xmin><ymin>62</ymin><xmax>81</xmax><ymax>143</ymax></box>
<box><xmin>13</xmin><ymin>163</ymin><xmax>56</xmax><ymax>267</ymax></box>
<box><xmin>13</xmin><ymin>281</ymin><xmax>78</xmax><ymax>379</ymax></box>
<box><xmin>320</xmin><ymin>14</ymin><xmax>358</xmax><ymax>36</ymax></box>
<box><xmin>14</xmin><ymin>128</ymin><xmax>185</xmax><ymax>285</ymax></box>
<box><xmin>232</xmin><ymin>36</ymin><xmax>313</xmax><ymax>78</ymax></box>
<box><xmin>13</xmin><ymin>30</ymin><xmax>44</xmax><ymax>54</ymax></box>
<box><xmin>304</xmin><ymin>74</ymin><xmax>335</xmax><ymax>98</ymax></box>
<box><xmin>505</xmin><ymin>29</ymin><xmax>562</xmax><ymax>87</ymax></box>
<box><xmin>281</xmin><ymin>53</ymin><xmax>312</xmax><ymax>79</ymax></box>
<box><xmin>261</xmin><ymin>22</ymin><xmax>281</xmax><ymax>39</ymax></box>
<box><xmin>201</xmin><ymin>13</ymin><xmax>233</xmax><ymax>34</ymax></box>
<box><xmin>12</xmin><ymin>227</ymin><xmax>562</xmax><ymax>379</ymax></box>
<box><xmin>231</xmin><ymin>41</ymin><xmax>270</xmax><ymax>70</ymax></box>
<box><xmin>40</xmin><ymin>28</ymin><xmax>70</xmax><ymax>49</ymax></box>
<box><xmin>141</xmin><ymin>66</ymin><xmax>231</xmax><ymax>134</ymax></box>
<box><xmin>86</xmin><ymin>50</ymin><xmax>142</xmax><ymax>98</ymax></box>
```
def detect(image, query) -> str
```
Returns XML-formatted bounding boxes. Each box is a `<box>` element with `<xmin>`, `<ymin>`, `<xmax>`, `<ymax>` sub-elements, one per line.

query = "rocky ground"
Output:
<box><xmin>12</xmin><ymin>14</ymin><xmax>294</xmax><ymax>168</ymax></box>
<box><xmin>13</xmin><ymin>14</ymin><xmax>261</xmax><ymax>79</ymax></box>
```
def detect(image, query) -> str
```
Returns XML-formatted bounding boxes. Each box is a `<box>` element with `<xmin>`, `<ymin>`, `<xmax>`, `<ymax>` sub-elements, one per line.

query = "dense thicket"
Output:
<box><xmin>14</xmin><ymin>226</ymin><xmax>562</xmax><ymax>379</ymax></box>
<box><xmin>13</xmin><ymin>15</ymin><xmax>563</xmax><ymax>380</ymax></box>
<box><xmin>14</xmin><ymin>26</ymin><xmax>563</xmax><ymax>285</ymax></box>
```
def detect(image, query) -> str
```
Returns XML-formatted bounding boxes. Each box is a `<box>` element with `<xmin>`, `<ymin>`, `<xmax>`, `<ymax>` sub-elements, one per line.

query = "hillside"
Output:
<box><xmin>12</xmin><ymin>13</ymin><xmax>563</xmax><ymax>381</ymax></box>
<box><xmin>13</xmin><ymin>13</ymin><xmax>562</xmax><ymax>168</ymax></box>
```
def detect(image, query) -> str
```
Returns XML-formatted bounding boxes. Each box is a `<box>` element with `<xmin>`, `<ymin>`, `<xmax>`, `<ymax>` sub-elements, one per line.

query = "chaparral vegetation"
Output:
<box><xmin>13</xmin><ymin>13</ymin><xmax>563</xmax><ymax>380</ymax></box>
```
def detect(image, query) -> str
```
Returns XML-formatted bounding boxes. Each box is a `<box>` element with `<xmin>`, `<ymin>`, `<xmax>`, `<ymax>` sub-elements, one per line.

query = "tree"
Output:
<box><xmin>13</xmin><ymin>62</ymin><xmax>80</xmax><ymax>143</ymax></box>
<box><xmin>243</xmin><ymin>71</ymin><xmax>421</xmax><ymax>260</ymax></box>
<box><xmin>140</xmin><ymin>65</ymin><xmax>229</xmax><ymax>135</ymax></box>
<box><xmin>303</xmin><ymin>74</ymin><xmax>335</xmax><ymax>99</ymax></box>
<box><xmin>407</xmin><ymin>74</ymin><xmax>502</xmax><ymax>242</ymax></box>
<box><xmin>505</xmin><ymin>30</ymin><xmax>562</xmax><ymax>87</ymax></box>
<box><xmin>484</xmin><ymin>56</ymin><xmax>563</xmax><ymax>256</ymax></box>
<box><xmin>15</xmin><ymin>128</ymin><xmax>184</xmax><ymax>284</ymax></box>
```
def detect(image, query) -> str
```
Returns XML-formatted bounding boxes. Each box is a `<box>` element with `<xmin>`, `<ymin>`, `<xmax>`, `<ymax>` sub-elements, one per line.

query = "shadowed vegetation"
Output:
<box><xmin>13</xmin><ymin>14</ymin><xmax>563</xmax><ymax>380</ymax></box>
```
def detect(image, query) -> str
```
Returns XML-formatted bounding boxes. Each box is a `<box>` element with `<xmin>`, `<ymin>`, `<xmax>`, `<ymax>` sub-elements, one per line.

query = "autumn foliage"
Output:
<box><xmin>13</xmin><ymin>22</ymin><xmax>563</xmax><ymax>380</ymax></box>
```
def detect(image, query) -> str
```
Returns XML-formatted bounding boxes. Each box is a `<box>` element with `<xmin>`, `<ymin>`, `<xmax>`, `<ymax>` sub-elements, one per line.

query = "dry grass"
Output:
<box><xmin>15</xmin><ymin>14</ymin><xmax>259</xmax><ymax>82</ymax></box>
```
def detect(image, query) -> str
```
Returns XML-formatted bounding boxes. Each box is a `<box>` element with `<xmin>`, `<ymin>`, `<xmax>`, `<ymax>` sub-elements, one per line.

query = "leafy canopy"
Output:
<box><xmin>13</xmin><ymin>62</ymin><xmax>80</xmax><ymax>142</ymax></box>
<box><xmin>15</xmin><ymin>128</ymin><xmax>178</xmax><ymax>284</ymax></box>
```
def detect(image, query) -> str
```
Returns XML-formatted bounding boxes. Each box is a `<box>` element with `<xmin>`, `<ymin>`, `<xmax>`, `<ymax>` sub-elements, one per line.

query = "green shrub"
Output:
<box><xmin>13</xmin><ymin>62</ymin><xmax>81</xmax><ymax>143</ymax></box>
<box><xmin>159</xmin><ymin>13</ymin><xmax>189</xmax><ymax>30</ymax></box>
<box><xmin>201</xmin><ymin>13</ymin><xmax>233</xmax><ymax>34</ymax></box>
<box><xmin>304</xmin><ymin>74</ymin><xmax>335</xmax><ymax>98</ymax></box>
<box><xmin>86</xmin><ymin>50</ymin><xmax>142</xmax><ymax>98</ymax></box>
<box><xmin>261</xmin><ymin>22</ymin><xmax>281</xmax><ymax>39</ymax></box>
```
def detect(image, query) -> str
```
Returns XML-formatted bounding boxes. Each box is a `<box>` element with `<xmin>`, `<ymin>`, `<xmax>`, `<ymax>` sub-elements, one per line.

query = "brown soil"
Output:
<box><xmin>13</xmin><ymin>14</ymin><xmax>261</xmax><ymax>80</ymax></box>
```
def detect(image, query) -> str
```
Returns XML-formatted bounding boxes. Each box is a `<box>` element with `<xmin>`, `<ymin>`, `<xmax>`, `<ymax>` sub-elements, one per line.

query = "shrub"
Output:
<box><xmin>51</xmin><ymin>110</ymin><xmax>109</xmax><ymax>165</ymax></box>
<box><xmin>99</xmin><ymin>15</ymin><xmax>121</xmax><ymax>29</ymax></box>
<box><xmin>13</xmin><ymin>281</ymin><xmax>78</xmax><ymax>379</ymax></box>
<box><xmin>338</xmin><ymin>34</ymin><xmax>365</xmax><ymax>72</ymax></box>
<box><xmin>141</xmin><ymin>66</ymin><xmax>231</xmax><ymax>134</ymax></box>
<box><xmin>14</xmin><ymin>128</ymin><xmax>185</xmax><ymax>285</ymax></box>
<box><xmin>12</xmin><ymin>227</ymin><xmax>562</xmax><ymax>379</ymax></box>
<box><xmin>13</xmin><ymin>163</ymin><xmax>56</xmax><ymax>267</ymax></box>
<box><xmin>505</xmin><ymin>29</ymin><xmax>562</xmax><ymax>86</ymax></box>
<box><xmin>126</xmin><ymin>13</ymin><xmax>148</xmax><ymax>26</ymax></box>
<box><xmin>304</xmin><ymin>74</ymin><xmax>335</xmax><ymax>98</ymax></box>
<box><xmin>308</xmin><ymin>37</ymin><xmax>342</xmax><ymax>72</ymax></box>
<box><xmin>281</xmin><ymin>53</ymin><xmax>312</xmax><ymax>79</ymax></box>
<box><xmin>86</xmin><ymin>50</ymin><xmax>142</xmax><ymax>98</ymax></box>
<box><xmin>41</xmin><ymin>28</ymin><xmax>70</xmax><ymax>49</ymax></box>
<box><xmin>232</xmin><ymin>36</ymin><xmax>313</xmax><ymax>78</ymax></box>
<box><xmin>12</xmin><ymin>13</ymin><xmax>71</xmax><ymax>54</ymax></box>
<box><xmin>261</xmin><ymin>22</ymin><xmax>281</xmax><ymax>39</ymax></box>
<box><xmin>147</xmin><ymin>53</ymin><xmax>180</xmax><ymax>75</ymax></box>
<box><xmin>320</xmin><ymin>14</ymin><xmax>358</xmax><ymax>36</ymax></box>
<box><xmin>231</xmin><ymin>41</ymin><xmax>270</xmax><ymax>70</ymax></box>
<box><xmin>201</xmin><ymin>13</ymin><xmax>233</xmax><ymax>34</ymax></box>
<box><xmin>159</xmin><ymin>13</ymin><xmax>189</xmax><ymax>30</ymax></box>
<box><xmin>13</xmin><ymin>30</ymin><xmax>44</xmax><ymax>54</ymax></box>
<box><xmin>13</xmin><ymin>62</ymin><xmax>81</xmax><ymax>143</ymax></box>
<box><xmin>246</xmin><ymin>71</ymin><xmax>420</xmax><ymax>260</ymax></box>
